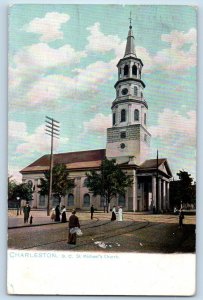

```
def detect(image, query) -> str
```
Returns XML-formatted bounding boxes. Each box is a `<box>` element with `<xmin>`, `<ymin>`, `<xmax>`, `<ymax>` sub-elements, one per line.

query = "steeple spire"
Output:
<box><xmin>124</xmin><ymin>12</ymin><xmax>136</xmax><ymax>57</ymax></box>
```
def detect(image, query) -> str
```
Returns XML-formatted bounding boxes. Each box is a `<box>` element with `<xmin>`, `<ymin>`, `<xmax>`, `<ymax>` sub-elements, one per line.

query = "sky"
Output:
<box><xmin>8</xmin><ymin>4</ymin><xmax>197</xmax><ymax>182</ymax></box>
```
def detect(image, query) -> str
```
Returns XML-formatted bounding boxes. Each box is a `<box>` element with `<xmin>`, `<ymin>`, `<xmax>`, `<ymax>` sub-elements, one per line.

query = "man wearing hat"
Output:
<box><xmin>68</xmin><ymin>209</ymin><xmax>80</xmax><ymax>245</ymax></box>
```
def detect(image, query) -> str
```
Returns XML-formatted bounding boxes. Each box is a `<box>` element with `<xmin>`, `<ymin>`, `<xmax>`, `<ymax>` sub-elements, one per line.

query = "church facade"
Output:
<box><xmin>20</xmin><ymin>22</ymin><xmax>172</xmax><ymax>212</ymax></box>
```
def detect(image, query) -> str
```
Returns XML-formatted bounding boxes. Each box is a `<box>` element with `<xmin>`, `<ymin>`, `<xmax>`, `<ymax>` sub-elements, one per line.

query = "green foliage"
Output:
<box><xmin>8</xmin><ymin>176</ymin><xmax>33</xmax><ymax>202</ymax></box>
<box><xmin>170</xmin><ymin>170</ymin><xmax>196</xmax><ymax>208</ymax></box>
<box><xmin>38</xmin><ymin>164</ymin><xmax>75</xmax><ymax>202</ymax></box>
<box><xmin>85</xmin><ymin>158</ymin><xmax>133</xmax><ymax>209</ymax></box>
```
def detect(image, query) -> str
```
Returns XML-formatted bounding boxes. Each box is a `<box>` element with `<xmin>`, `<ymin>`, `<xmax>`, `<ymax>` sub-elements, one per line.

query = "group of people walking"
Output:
<box><xmin>51</xmin><ymin>205</ymin><xmax>67</xmax><ymax>223</ymax></box>
<box><xmin>111</xmin><ymin>206</ymin><xmax>123</xmax><ymax>221</ymax></box>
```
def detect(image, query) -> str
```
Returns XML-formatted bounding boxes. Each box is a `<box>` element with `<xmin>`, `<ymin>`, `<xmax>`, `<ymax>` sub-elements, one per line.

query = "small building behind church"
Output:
<box><xmin>20</xmin><ymin>22</ymin><xmax>172</xmax><ymax>212</ymax></box>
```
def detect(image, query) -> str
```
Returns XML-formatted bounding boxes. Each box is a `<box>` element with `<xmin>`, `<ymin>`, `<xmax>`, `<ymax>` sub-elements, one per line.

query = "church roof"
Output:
<box><xmin>20</xmin><ymin>149</ymin><xmax>106</xmax><ymax>173</ymax></box>
<box><xmin>138</xmin><ymin>158</ymin><xmax>173</xmax><ymax>177</ymax></box>
<box><xmin>124</xmin><ymin>25</ymin><xmax>136</xmax><ymax>57</ymax></box>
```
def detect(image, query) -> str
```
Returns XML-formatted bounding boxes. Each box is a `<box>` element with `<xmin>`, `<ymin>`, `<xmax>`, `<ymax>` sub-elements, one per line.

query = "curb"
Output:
<box><xmin>8</xmin><ymin>221</ymin><xmax>68</xmax><ymax>230</ymax></box>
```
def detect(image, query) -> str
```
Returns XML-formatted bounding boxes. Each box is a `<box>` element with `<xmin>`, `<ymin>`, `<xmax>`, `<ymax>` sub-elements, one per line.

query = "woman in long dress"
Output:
<box><xmin>117</xmin><ymin>206</ymin><xmax>123</xmax><ymax>221</ymax></box>
<box><xmin>61</xmin><ymin>206</ymin><xmax>67</xmax><ymax>223</ymax></box>
<box><xmin>54</xmin><ymin>205</ymin><xmax>61</xmax><ymax>222</ymax></box>
<box><xmin>111</xmin><ymin>206</ymin><xmax>116</xmax><ymax>221</ymax></box>
<box><xmin>68</xmin><ymin>210</ymin><xmax>80</xmax><ymax>245</ymax></box>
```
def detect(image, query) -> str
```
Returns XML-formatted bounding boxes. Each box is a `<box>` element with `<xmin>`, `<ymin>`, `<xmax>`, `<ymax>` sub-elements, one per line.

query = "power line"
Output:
<box><xmin>45</xmin><ymin>116</ymin><xmax>60</xmax><ymax>216</ymax></box>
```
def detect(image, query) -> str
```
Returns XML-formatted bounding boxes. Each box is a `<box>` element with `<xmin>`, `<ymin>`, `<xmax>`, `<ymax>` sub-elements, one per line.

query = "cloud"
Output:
<box><xmin>8</xmin><ymin>165</ymin><xmax>22</xmax><ymax>183</ymax></box>
<box><xmin>9</xmin><ymin>121</ymin><xmax>28</xmax><ymax>140</ymax></box>
<box><xmin>86</xmin><ymin>22</ymin><xmax>122</xmax><ymax>54</ymax></box>
<box><xmin>152</xmin><ymin>28</ymin><xmax>196</xmax><ymax>72</ymax></box>
<box><xmin>149</xmin><ymin>109</ymin><xmax>196</xmax><ymax>147</ymax></box>
<box><xmin>24</xmin><ymin>12</ymin><xmax>70</xmax><ymax>42</ymax></box>
<box><xmin>83</xmin><ymin>113</ymin><xmax>111</xmax><ymax>135</ymax></box>
<box><xmin>8</xmin><ymin>121</ymin><xmax>69</xmax><ymax>155</ymax></box>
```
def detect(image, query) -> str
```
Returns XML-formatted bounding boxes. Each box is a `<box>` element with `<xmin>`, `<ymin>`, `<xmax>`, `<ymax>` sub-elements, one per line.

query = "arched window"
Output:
<box><xmin>144</xmin><ymin>113</ymin><xmax>147</xmax><ymax>125</ymax></box>
<box><xmin>113</xmin><ymin>113</ymin><xmax>116</xmax><ymax>125</ymax></box>
<box><xmin>119</xmin><ymin>68</ymin><xmax>122</xmax><ymax>78</ymax></box>
<box><xmin>134</xmin><ymin>86</ymin><xmax>138</xmax><ymax>96</ymax></box>
<box><xmin>67</xmin><ymin>193</ymin><xmax>74</xmax><ymax>206</ymax></box>
<box><xmin>124</xmin><ymin>65</ymin><xmax>129</xmax><ymax>76</ymax></box>
<box><xmin>39</xmin><ymin>195</ymin><xmax>45</xmax><ymax>206</ymax></box>
<box><xmin>141</xmin><ymin>92</ymin><xmax>143</xmax><ymax>98</ymax></box>
<box><xmin>121</xmin><ymin>109</ymin><xmax>126</xmax><ymax>122</ymax></box>
<box><xmin>83</xmin><ymin>178</ymin><xmax>88</xmax><ymax>187</ymax></box>
<box><xmin>132</xmin><ymin>65</ymin><xmax>137</xmax><ymax>76</ymax></box>
<box><xmin>83</xmin><ymin>194</ymin><xmax>90</xmax><ymax>207</ymax></box>
<box><xmin>52</xmin><ymin>196</ymin><xmax>59</xmax><ymax>207</ymax></box>
<box><xmin>134</xmin><ymin>109</ymin><xmax>139</xmax><ymax>121</ymax></box>
<box><xmin>118</xmin><ymin>195</ymin><xmax>126</xmax><ymax>207</ymax></box>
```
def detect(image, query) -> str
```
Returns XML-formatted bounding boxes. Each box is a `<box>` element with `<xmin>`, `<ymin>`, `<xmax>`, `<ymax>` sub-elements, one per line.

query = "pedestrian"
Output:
<box><xmin>179</xmin><ymin>208</ymin><xmax>184</xmax><ymax>228</ymax></box>
<box><xmin>23</xmin><ymin>203</ymin><xmax>31</xmax><ymax>223</ymax></box>
<box><xmin>50</xmin><ymin>208</ymin><xmax>55</xmax><ymax>221</ymax></box>
<box><xmin>61</xmin><ymin>205</ymin><xmax>67</xmax><ymax>223</ymax></box>
<box><xmin>111</xmin><ymin>205</ymin><xmax>116</xmax><ymax>221</ymax></box>
<box><xmin>55</xmin><ymin>204</ymin><xmax>61</xmax><ymax>222</ymax></box>
<box><xmin>68</xmin><ymin>209</ymin><xmax>80</xmax><ymax>245</ymax></box>
<box><xmin>117</xmin><ymin>206</ymin><xmax>123</xmax><ymax>221</ymax></box>
<box><xmin>90</xmin><ymin>204</ymin><xmax>94</xmax><ymax>219</ymax></box>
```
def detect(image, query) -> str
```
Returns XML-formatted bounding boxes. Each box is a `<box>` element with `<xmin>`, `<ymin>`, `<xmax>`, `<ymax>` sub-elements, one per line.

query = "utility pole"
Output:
<box><xmin>156</xmin><ymin>150</ymin><xmax>159</xmax><ymax>213</ymax></box>
<box><xmin>45</xmin><ymin>116</ymin><xmax>60</xmax><ymax>216</ymax></box>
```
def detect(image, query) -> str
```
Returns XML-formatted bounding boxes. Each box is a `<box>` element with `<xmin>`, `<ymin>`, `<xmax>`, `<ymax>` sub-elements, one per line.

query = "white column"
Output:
<box><xmin>129</xmin><ymin>63</ymin><xmax>132</xmax><ymax>77</ymax></box>
<box><xmin>158</xmin><ymin>178</ymin><xmax>162</xmax><ymax>212</ymax></box>
<box><xmin>166</xmin><ymin>182</ymin><xmax>170</xmax><ymax>210</ymax></box>
<box><xmin>132</xmin><ymin>169</ymin><xmax>137</xmax><ymax>212</ymax></box>
<box><xmin>163</xmin><ymin>181</ymin><xmax>166</xmax><ymax>211</ymax></box>
<box><xmin>152</xmin><ymin>176</ymin><xmax>156</xmax><ymax>209</ymax></box>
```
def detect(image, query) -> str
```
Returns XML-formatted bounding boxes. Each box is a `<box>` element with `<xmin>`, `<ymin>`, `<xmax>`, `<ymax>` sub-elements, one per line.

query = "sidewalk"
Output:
<box><xmin>8</xmin><ymin>209</ymin><xmax>65</xmax><ymax>229</ymax></box>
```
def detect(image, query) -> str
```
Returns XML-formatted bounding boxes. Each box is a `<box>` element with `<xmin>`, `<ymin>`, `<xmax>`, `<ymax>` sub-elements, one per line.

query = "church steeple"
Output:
<box><xmin>106</xmin><ymin>16</ymin><xmax>151</xmax><ymax>165</ymax></box>
<box><xmin>124</xmin><ymin>17</ymin><xmax>136</xmax><ymax>57</ymax></box>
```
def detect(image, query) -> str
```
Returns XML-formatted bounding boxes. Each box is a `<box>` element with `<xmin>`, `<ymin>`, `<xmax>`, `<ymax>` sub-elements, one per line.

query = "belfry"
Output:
<box><xmin>106</xmin><ymin>20</ymin><xmax>151</xmax><ymax>165</ymax></box>
<box><xmin>20</xmin><ymin>20</ymin><xmax>172</xmax><ymax>212</ymax></box>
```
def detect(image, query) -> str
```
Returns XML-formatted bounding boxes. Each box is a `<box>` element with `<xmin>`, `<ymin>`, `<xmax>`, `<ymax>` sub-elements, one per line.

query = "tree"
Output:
<box><xmin>8</xmin><ymin>176</ymin><xmax>33</xmax><ymax>202</ymax></box>
<box><xmin>170</xmin><ymin>170</ymin><xmax>196</xmax><ymax>209</ymax></box>
<box><xmin>85</xmin><ymin>158</ymin><xmax>133</xmax><ymax>212</ymax></box>
<box><xmin>38</xmin><ymin>164</ymin><xmax>75</xmax><ymax>205</ymax></box>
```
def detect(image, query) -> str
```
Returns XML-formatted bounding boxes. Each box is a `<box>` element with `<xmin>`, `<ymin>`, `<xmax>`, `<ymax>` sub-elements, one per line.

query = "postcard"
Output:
<box><xmin>7</xmin><ymin>4</ymin><xmax>196</xmax><ymax>295</ymax></box>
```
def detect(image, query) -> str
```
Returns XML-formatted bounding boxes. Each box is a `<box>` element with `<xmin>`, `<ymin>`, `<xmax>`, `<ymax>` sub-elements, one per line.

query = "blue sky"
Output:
<box><xmin>8</xmin><ymin>4</ymin><xmax>197</xmax><ymax>181</ymax></box>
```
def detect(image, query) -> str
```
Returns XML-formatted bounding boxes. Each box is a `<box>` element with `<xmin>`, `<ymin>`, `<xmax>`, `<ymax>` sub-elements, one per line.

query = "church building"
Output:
<box><xmin>20</xmin><ymin>22</ymin><xmax>172</xmax><ymax>212</ymax></box>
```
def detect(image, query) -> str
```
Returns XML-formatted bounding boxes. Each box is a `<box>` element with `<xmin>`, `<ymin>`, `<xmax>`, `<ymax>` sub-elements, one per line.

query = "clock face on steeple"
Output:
<box><xmin>121</xmin><ymin>88</ymin><xmax>128</xmax><ymax>95</ymax></box>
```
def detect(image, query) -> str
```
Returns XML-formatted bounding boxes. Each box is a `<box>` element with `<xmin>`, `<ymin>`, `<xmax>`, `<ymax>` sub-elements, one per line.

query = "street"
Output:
<box><xmin>8</xmin><ymin>212</ymin><xmax>196</xmax><ymax>253</ymax></box>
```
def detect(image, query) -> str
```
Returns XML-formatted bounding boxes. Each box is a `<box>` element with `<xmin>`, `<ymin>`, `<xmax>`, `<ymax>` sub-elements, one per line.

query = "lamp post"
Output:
<box><xmin>16</xmin><ymin>197</ymin><xmax>20</xmax><ymax>216</ymax></box>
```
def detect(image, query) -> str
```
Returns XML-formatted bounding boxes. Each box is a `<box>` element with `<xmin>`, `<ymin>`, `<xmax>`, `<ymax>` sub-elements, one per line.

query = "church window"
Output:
<box><xmin>134</xmin><ymin>86</ymin><xmax>138</xmax><ymax>96</ymax></box>
<box><xmin>39</xmin><ymin>195</ymin><xmax>45</xmax><ymax>206</ymax></box>
<box><xmin>141</xmin><ymin>92</ymin><xmax>143</xmax><ymax>98</ymax></box>
<box><xmin>100</xmin><ymin>196</ymin><xmax>106</xmax><ymax>207</ymax></box>
<box><xmin>67</xmin><ymin>193</ymin><xmax>74</xmax><ymax>206</ymax></box>
<box><xmin>134</xmin><ymin>109</ymin><xmax>139</xmax><ymax>121</ymax></box>
<box><xmin>52</xmin><ymin>196</ymin><xmax>59</xmax><ymax>207</ymax></box>
<box><xmin>144</xmin><ymin>113</ymin><xmax>147</xmax><ymax>125</ymax></box>
<box><xmin>124</xmin><ymin>65</ymin><xmax>129</xmax><ymax>76</ymax></box>
<box><xmin>120</xmin><ymin>131</ymin><xmax>126</xmax><ymax>139</ymax></box>
<box><xmin>132</xmin><ymin>65</ymin><xmax>137</xmax><ymax>76</ymax></box>
<box><xmin>119</xmin><ymin>68</ymin><xmax>122</xmax><ymax>78</ymax></box>
<box><xmin>83</xmin><ymin>193</ymin><xmax>90</xmax><ymax>207</ymax></box>
<box><xmin>118</xmin><ymin>195</ymin><xmax>126</xmax><ymax>207</ymax></box>
<box><xmin>83</xmin><ymin>178</ymin><xmax>88</xmax><ymax>187</ymax></box>
<box><xmin>121</xmin><ymin>109</ymin><xmax>126</xmax><ymax>122</ymax></box>
<box><xmin>113</xmin><ymin>113</ymin><xmax>116</xmax><ymax>125</ymax></box>
<box><xmin>144</xmin><ymin>134</ymin><xmax>147</xmax><ymax>142</ymax></box>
